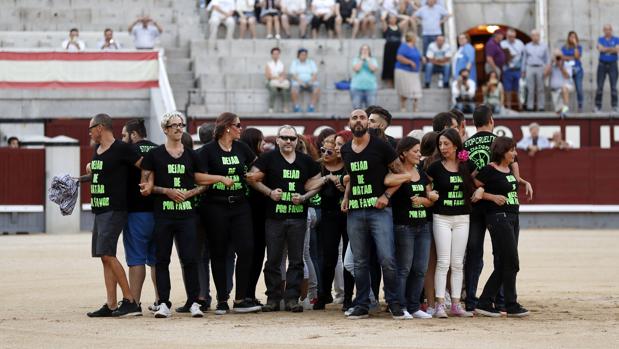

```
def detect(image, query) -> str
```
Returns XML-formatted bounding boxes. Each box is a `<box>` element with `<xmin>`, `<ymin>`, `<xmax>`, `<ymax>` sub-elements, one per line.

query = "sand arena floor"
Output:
<box><xmin>1</xmin><ymin>229</ymin><xmax>618</xmax><ymax>349</ymax></box>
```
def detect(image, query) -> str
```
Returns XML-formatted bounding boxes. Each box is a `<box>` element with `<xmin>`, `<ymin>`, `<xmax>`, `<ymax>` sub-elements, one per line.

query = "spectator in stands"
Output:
<box><xmin>414</xmin><ymin>0</ymin><xmax>450</xmax><ymax>55</ymax></box>
<box><xmin>98</xmin><ymin>28</ymin><xmax>121</xmax><ymax>50</ymax></box>
<box><xmin>396</xmin><ymin>0</ymin><xmax>419</xmax><ymax>34</ymax></box>
<box><xmin>454</xmin><ymin>33</ymin><xmax>476</xmax><ymax>83</ymax></box>
<box><xmin>350</xmin><ymin>44</ymin><xmax>379</xmax><ymax>109</ymax></box>
<box><xmin>550</xmin><ymin>130</ymin><xmax>572</xmax><ymax>150</ymax></box>
<box><xmin>281</xmin><ymin>0</ymin><xmax>308</xmax><ymax>38</ymax></box>
<box><xmin>380</xmin><ymin>0</ymin><xmax>399</xmax><ymax>31</ymax></box>
<box><xmin>7</xmin><ymin>136</ymin><xmax>19</xmax><ymax>148</ymax></box>
<box><xmin>382</xmin><ymin>14</ymin><xmax>402</xmax><ymax>88</ymax></box>
<box><xmin>260</xmin><ymin>0</ymin><xmax>282</xmax><ymax>39</ymax></box>
<box><xmin>395</xmin><ymin>32</ymin><xmax>423</xmax><ymax>112</ymax></box>
<box><xmin>129</xmin><ymin>16</ymin><xmax>163</xmax><ymax>49</ymax></box>
<box><xmin>482</xmin><ymin>71</ymin><xmax>504</xmax><ymax>115</ymax></box>
<box><xmin>335</xmin><ymin>0</ymin><xmax>359</xmax><ymax>39</ymax></box>
<box><xmin>549</xmin><ymin>50</ymin><xmax>573</xmax><ymax>117</ymax></box>
<box><xmin>424</xmin><ymin>35</ymin><xmax>452</xmax><ymax>88</ymax></box>
<box><xmin>237</xmin><ymin>0</ymin><xmax>258</xmax><ymax>39</ymax></box>
<box><xmin>451</xmin><ymin>68</ymin><xmax>476</xmax><ymax>113</ymax></box>
<box><xmin>207</xmin><ymin>0</ymin><xmax>236</xmax><ymax>40</ymax></box>
<box><xmin>501</xmin><ymin>28</ymin><xmax>524</xmax><ymax>110</ymax></box>
<box><xmin>62</xmin><ymin>28</ymin><xmax>85</xmax><ymax>52</ymax></box>
<box><xmin>522</xmin><ymin>29</ymin><xmax>550</xmax><ymax>111</ymax></box>
<box><xmin>265</xmin><ymin>47</ymin><xmax>290</xmax><ymax>113</ymax></box>
<box><xmin>357</xmin><ymin>0</ymin><xmax>379</xmax><ymax>38</ymax></box>
<box><xmin>311</xmin><ymin>0</ymin><xmax>337</xmax><ymax>39</ymax></box>
<box><xmin>594</xmin><ymin>24</ymin><xmax>619</xmax><ymax>113</ymax></box>
<box><xmin>290</xmin><ymin>48</ymin><xmax>320</xmax><ymax>112</ymax></box>
<box><xmin>562</xmin><ymin>31</ymin><xmax>583</xmax><ymax>112</ymax></box>
<box><xmin>517</xmin><ymin>122</ymin><xmax>550</xmax><ymax>156</ymax></box>
<box><xmin>485</xmin><ymin>30</ymin><xmax>505</xmax><ymax>79</ymax></box>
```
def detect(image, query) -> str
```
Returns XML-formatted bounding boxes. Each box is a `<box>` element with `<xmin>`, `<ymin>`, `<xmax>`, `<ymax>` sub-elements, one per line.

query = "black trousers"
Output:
<box><xmin>317</xmin><ymin>209</ymin><xmax>354</xmax><ymax>302</ymax></box>
<box><xmin>204</xmin><ymin>200</ymin><xmax>254</xmax><ymax>302</ymax></box>
<box><xmin>264</xmin><ymin>218</ymin><xmax>306</xmax><ymax>303</ymax></box>
<box><xmin>479</xmin><ymin>212</ymin><xmax>520</xmax><ymax>311</ymax></box>
<box><xmin>247</xmin><ymin>197</ymin><xmax>267</xmax><ymax>300</ymax></box>
<box><xmin>154</xmin><ymin>215</ymin><xmax>200</xmax><ymax>307</ymax></box>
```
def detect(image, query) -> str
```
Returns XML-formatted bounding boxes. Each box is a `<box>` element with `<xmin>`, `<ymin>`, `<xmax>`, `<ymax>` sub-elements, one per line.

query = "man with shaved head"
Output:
<box><xmin>594</xmin><ymin>24</ymin><xmax>619</xmax><ymax>113</ymax></box>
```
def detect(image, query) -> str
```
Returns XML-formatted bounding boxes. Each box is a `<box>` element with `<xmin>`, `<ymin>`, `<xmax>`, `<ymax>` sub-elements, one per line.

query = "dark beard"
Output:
<box><xmin>352</xmin><ymin>126</ymin><xmax>367</xmax><ymax>137</ymax></box>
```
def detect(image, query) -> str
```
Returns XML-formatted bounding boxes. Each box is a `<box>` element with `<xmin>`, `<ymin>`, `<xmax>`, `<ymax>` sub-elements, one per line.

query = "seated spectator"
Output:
<box><xmin>395</xmin><ymin>32</ymin><xmax>422</xmax><ymax>112</ymax></box>
<box><xmin>207</xmin><ymin>0</ymin><xmax>236</xmax><ymax>40</ymax></box>
<box><xmin>414</xmin><ymin>0</ymin><xmax>450</xmax><ymax>55</ymax></box>
<box><xmin>380</xmin><ymin>0</ymin><xmax>399</xmax><ymax>30</ymax></box>
<box><xmin>260</xmin><ymin>0</ymin><xmax>282</xmax><ymax>39</ymax></box>
<box><xmin>451</xmin><ymin>68</ymin><xmax>476</xmax><ymax>113</ymax></box>
<box><xmin>550</xmin><ymin>131</ymin><xmax>572</xmax><ymax>149</ymax></box>
<box><xmin>396</xmin><ymin>0</ymin><xmax>419</xmax><ymax>34</ymax></box>
<box><xmin>549</xmin><ymin>50</ymin><xmax>573</xmax><ymax>117</ymax></box>
<box><xmin>237</xmin><ymin>0</ymin><xmax>258</xmax><ymax>39</ymax></box>
<box><xmin>357</xmin><ymin>0</ymin><xmax>379</xmax><ymax>38</ymax></box>
<box><xmin>7</xmin><ymin>136</ymin><xmax>19</xmax><ymax>148</ymax></box>
<box><xmin>129</xmin><ymin>16</ymin><xmax>162</xmax><ymax>49</ymax></box>
<box><xmin>290</xmin><ymin>48</ymin><xmax>320</xmax><ymax>112</ymax></box>
<box><xmin>424</xmin><ymin>35</ymin><xmax>452</xmax><ymax>88</ymax></box>
<box><xmin>265</xmin><ymin>47</ymin><xmax>290</xmax><ymax>113</ymax></box>
<box><xmin>61</xmin><ymin>28</ymin><xmax>85</xmax><ymax>52</ymax></box>
<box><xmin>454</xmin><ymin>33</ymin><xmax>476</xmax><ymax>83</ymax></box>
<box><xmin>482</xmin><ymin>71</ymin><xmax>504</xmax><ymax>114</ymax></box>
<box><xmin>98</xmin><ymin>28</ymin><xmax>121</xmax><ymax>50</ymax></box>
<box><xmin>281</xmin><ymin>0</ymin><xmax>308</xmax><ymax>38</ymax></box>
<box><xmin>517</xmin><ymin>122</ymin><xmax>550</xmax><ymax>156</ymax></box>
<box><xmin>350</xmin><ymin>44</ymin><xmax>379</xmax><ymax>109</ymax></box>
<box><xmin>335</xmin><ymin>0</ymin><xmax>359</xmax><ymax>39</ymax></box>
<box><xmin>311</xmin><ymin>0</ymin><xmax>337</xmax><ymax>39</ymax></box>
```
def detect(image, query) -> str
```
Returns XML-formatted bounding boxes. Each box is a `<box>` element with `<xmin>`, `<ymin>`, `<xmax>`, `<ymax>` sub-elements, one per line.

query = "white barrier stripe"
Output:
<box><xmin>0</xmin><ymin>60</ymin><xmax>158</xmax><ymax>82</ymax></box>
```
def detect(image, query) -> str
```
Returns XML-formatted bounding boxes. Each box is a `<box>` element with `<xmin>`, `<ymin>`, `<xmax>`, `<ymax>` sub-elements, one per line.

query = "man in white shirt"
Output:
<box><xmin>207</xmin><ymin>0</ymin><xmax>236</xmax><ymax>40</ymax></box>
<box><xmin>281</xmin><ymin>0</ymin><xmax>308</xmax><ymax>38</ymax></box>
<box><xmin>451</xmin><ymin>68</ymin><xmax>476</xmax><ymax>113</ymax></box>
<box><xmin>517</xmin><ymin>122</ymin><xmax>551</xmax><ymax>156</ymax></box>
<box><xmin>128</xmin><ymin>16</ymin><xmax>163</xmax><ymax>49</ymax></box>
<box><xmin>425</xmin><ymin>35</ymin><xmax>452</xmax><ymax>88</ymax></box>
<box><xmin>414</xmin><ymin>0</ymin><xmax>450</xmax><ymax>54</ymax></box>
<box><xmin>98</xmin><ymin>28</ymin><xmax>122</xmax><ymax>50</ymax></box>
<box><xmin>500</xmin><ymin>28</ymin><xmax>525</xmax><ymax>110</ymax></box>
<box><xmin>61</xmin><ymin>28</ymin><xmax>86</xmax><ymax>52</ymax></box>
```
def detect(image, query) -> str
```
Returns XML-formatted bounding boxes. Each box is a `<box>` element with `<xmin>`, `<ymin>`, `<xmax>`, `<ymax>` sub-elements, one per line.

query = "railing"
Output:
<box><xmin>149</xmin><ymin>49</ymin><xmax>177</xmax><ymax>144</ymax></box>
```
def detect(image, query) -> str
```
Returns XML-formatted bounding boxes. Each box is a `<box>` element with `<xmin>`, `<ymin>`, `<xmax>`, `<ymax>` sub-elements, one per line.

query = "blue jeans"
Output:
<box><xmin>350</xmin><ymin>89</ymin><xmax>377</xmax><ymax>109</ymax></box>
<box><xmin>347</xmin><ymin>207</ymin><xmax>399</xmax><ymax>310</ymax></box>
<box><xmin>572</xmin><ymin>65</ymin><xmax>584</xmax><ymax>108</ymax></box>
<box><xmin>595</xmin><ymin>61</ymin><xmax>618</xmax><ymax>109</ymax></box>
<box><xmin>422</xmin><ymin>35</ymin><xmax>439</xmax><ymax>56</ymax></box>
<box><xmin>394</xmin><ymin>223</ymin><xmax>431</xmax><ymax>312</ymax></box>
<box><xmin>424</xmin><ymin>63</ymin><xmax>451</xmax><ymax>86</ymax></box>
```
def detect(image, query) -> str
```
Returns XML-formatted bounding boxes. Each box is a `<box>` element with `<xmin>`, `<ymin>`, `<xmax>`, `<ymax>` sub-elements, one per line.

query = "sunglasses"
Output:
<box><xmin>166</xmin><ymin>123</ymin><xmax>186</xmax><ymax>129</ymax></box>
<box><xmin>320</xmin><ymin>147</ymin><xmax>334</xmax><ymax>156</ymax></box>
<box><xmin>88</xmin><ymin>124</ymin><xmax>100</xmax><ymax>130</ymax></box>
<box><xmin>278</xmin><ymin>135</ymin><xmax>297</xmax><ymax>142</ymax></box>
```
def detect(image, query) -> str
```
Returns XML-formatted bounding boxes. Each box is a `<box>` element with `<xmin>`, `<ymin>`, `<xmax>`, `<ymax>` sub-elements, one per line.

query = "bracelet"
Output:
<box><xmin>383</xmin><ymin>191</ymin><xmax>392</xmax><ymax>200</ymax></box>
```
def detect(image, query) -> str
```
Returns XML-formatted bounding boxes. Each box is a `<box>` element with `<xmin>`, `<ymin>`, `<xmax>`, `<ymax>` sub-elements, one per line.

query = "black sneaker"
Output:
<box><xmin>175</xmin><ymin>303</ymin><xmax>191</xmax><ymax>313</ymax></box>
<box><xmin>388</xmin><ymin>302</ymin><xmax>405</xmax><ymax>320</ymax></box>
<box><xmin>285</xmin><ymin>300</ymin><xmax>303</xmax><ymax>313</ymax></box>
<box><xmin>261</xmin><ymin>301</ymin><xmax>281</xmax><ymax>312</ymax></box>
<box><xmin>475</xmin><ymin>303</ymin><xmax>501</xmax><ymax>317</ymax></box>
<box><xmin>232</xmin><ymin>299</ymin><xmax>262</xmax><ymax>313</ymax></box>
<box><xmin>341</xmin><ymin>299</ymin><xmax>353</xmax><ymax>312</ymax></box>
<box><xmin>347</xmin><ymin>306</ymin><xmax>369</xmax><ymax>320</ymax></box>
<box><xmin>214</xmin><ymin>301</ymin><xmax>230</xmax><ymax>315</ymax></box>
<box><xmin>197</xmin><ymin>299</ymin><xmax>211</xmax><ymax>312</ymax></box>
<box><xmin>87</xmin><ymin>303</ymin><xmax>115</xmax><ymax>317</ymax></box>
<box><xmin>313</xmin><ymin>297</ymin><xmax>326</xmax><ymax>310</ymax></box>
<box><xmin>112</xmin><ymin>298</ymin><xmax>142</xmax><ymax>317</ymax></box>
<box><xmin>252</xmin><ymin>299</ymin><xmax>264</xmax><ymax>307</ymax></box>
<box><xmin>507</xmin><ymin>304</ymin><xmax>530</xmax><ymax>318</ymax></box>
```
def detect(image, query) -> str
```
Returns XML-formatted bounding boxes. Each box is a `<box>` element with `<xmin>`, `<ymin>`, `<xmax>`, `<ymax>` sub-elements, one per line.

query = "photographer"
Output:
<box><xmin>129</xmin><ymin>16</ymin><xmax>163</xmax><ymax>49</ymax></box>
<box><xmin>61</xmin><ymin>28</ymin><xmax>85</xmax><ymax>52</ymax></box>
<box><xmin>451</xmin><ymin>68</ymin><xmax>476</xmax><ymax>113</ymax></box>
<box><xmin>98</xmin><ymin>28</ymin><xmax>121</xmax><ymax>50</ymax></box>
<box><xmin>549</xmin><ymin>50</ymin><xmax>573</xmax><ymax>117</ymax></box>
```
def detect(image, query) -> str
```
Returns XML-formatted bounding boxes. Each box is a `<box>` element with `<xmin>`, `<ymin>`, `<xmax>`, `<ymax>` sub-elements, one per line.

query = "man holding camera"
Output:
<box><xmin>451</xmin><ymin>68</ymin><xmax>476</xmax><ymax>113</ymax></box>
<box><xmin>98</xmin><ymin>28</ymin><xmax>121</xmax><ymax>50</ymax></box>
<box><xmin>129</xmin><ymin>16</ymin><xmax>163</xmax><ymax>50</ymax></box>
<box><xmin>549</xmin><ymin>50</ymin><xmax>573</xmax><ymax>117</ymax></box>
<box><xmin>61</xmin><ymin>28</ymin><xmax>85</xmax><ymax>52</ymax></box>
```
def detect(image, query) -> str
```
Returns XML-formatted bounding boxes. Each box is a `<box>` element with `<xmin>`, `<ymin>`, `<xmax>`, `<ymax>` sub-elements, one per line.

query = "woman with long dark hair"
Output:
<box><xmin>473</xmin><ymin>136</ymin><xmax>529</xmax><ymax>317</ymax></box>
<box><xmin>425</xmin><ymin>128</ymin><xmax>475</xmax><ymax>318</ymax></box>
<box><xmin>561</xmin><ymin>31</ymin><xmax>584</xmax><ymax>112</ymax></box>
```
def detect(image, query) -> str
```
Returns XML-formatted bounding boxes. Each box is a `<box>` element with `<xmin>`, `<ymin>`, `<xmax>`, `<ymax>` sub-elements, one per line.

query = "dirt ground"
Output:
<box><xmin>1</xmin><ymin>229</ymin><xmax>618</xmax><ymax>349</ymax></box>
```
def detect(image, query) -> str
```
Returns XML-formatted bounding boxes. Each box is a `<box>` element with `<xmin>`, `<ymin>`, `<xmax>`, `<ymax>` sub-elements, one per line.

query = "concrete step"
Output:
<box><xmin>166</xmin><ymin>47</ymin><xmax>190</xmax><ymax>59</ymax></box>
<box><xmin>168</xmin><ymin>72</ymin><xmax>195</xmax><ymax>82</ymax></box>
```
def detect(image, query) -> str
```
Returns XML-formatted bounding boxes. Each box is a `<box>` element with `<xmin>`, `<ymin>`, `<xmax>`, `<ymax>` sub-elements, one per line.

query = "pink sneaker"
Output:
<box><xmin>434</xmin><ymin>303</ymin><xmax>448</xmax><ymax>318</ymax></box>
<box><xmin>451</xmin><ymin>303</ymin><xmax>473</xmax><ymax>317</ymax></box>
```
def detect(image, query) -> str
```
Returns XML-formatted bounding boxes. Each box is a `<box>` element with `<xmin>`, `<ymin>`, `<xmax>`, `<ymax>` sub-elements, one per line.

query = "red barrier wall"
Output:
<box><xmin>0</xmin><ymin>148</ymin><xmax>45</xmax><ymax>204</ymax></box>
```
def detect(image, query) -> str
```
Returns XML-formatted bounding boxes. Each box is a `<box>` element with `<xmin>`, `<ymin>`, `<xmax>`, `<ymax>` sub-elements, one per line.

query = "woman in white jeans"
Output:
<box><xmin>426</xmin><ymin>128</ymin><xmax>478</xmax><ymax>318</ymax></box>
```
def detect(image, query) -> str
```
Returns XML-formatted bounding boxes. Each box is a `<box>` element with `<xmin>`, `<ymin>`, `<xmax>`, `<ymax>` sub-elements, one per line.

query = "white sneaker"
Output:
<box><xmin>148</xmin><ymin>303</ymin><xmax>159</xmax><ymax>313</ymax></box>
<box><xmin>402</xmin><ymin>310</ymin><xmax>414</xmax><ymax>320</ymax></box>
<box><xmin>275</xmin><ymin>34</ymin><xmax>281</xmax><ymax>40</ymax></box>
<box><xmin>344</xmin><ymin>307</ymin><xmax>354</xmax><ymax>316</ymax></box>
<box><xmin>434</xmin><ymin>303</ymin><xmax>448</xmax><ymax>318</ymax></box>
<box><xmin>190</xmin><ymin>302</ymin><xmax>204</xmax><ymax>318</ymax></box>
<box><xmin>266</xmin><ymin>34</ymin><xmax>273</xmax><ymax>39</ymax></box>
<box><xmin>301</xmin><ymin>297</ymin><xmax>313</xmax><ymax>310</ymax></box>
<box><xmin>412</xmin><ymin>310</ymin><xmax>432</xmax><ymax>319</ymax></box>
<box><xmin>154</xmin><ymin>303</ymin><xmax>172</xmax><ymax>318</ymax></box>
<box><xmin>333</xmin><ymin>296</ymin><xmax>345</xmax><ymax>305</ymax></box>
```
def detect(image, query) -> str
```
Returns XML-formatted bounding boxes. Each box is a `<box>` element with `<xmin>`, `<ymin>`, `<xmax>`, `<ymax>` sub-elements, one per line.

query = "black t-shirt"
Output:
<box><xmin>340</xmin><ymin>135</ymin><xmax>398</xmax><ymax>210</ymax></box>
<box><xmin>198</xmin><ymin>140</ymin><xmax>256</xmax><ymax>200</ymax></box>
<box><xmin>127</xmin><ymin>140</ymin><xmax>157</xmax><ymax>212</ymax></box>
<box><xmin>426</xmin><ymin>160</ymin><xmax>471</xmax><ymax>215</ymax></box>
<box><xmin>141</xmin><ymin>145</ymin><xmax>205</xmax><ymax>219</ymax></box>
<box><xmin>337</xmin><ymin>0</ymin><xmax>357</xmax><ymax>18</ymax></box>
<box><xmin>90</xmin><ymin>139</ymin><xmax>140</xmax><ymax>214</ymax></box>
<box><xmin>476</xmin><ymin>165</ymin><xmax>520</xmax><ymax>213</ymax></box>
<box><xmin>392</xmin><ymin>166</ymin><xmax>430</xmax><ymax>226</ymax></box>
<box><xmin>253</xmin><ymin>150</ymin><xmax>321</xmax><ymax>220</ymax></box>
<box><xmin>320</xmin><ymin>166</ymin><xmax>346</xmax><ymax>211</ymax></box>
<box><xmin>464</xmin><ymin>131</ymin><xmax>496</xmax><ymax>171</ymax></box>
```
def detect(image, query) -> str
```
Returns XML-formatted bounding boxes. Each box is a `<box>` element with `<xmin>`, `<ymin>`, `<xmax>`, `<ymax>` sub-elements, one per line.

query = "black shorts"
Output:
<box><xmin>92</xmin><ymin>210</ymin><xmax>128</xmax><ymax>257</ymax></box>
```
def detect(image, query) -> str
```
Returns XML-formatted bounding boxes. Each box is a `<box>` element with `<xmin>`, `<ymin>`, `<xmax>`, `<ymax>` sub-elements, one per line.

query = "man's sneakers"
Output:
<box><xmin>402</xmin><ymin>310</ymin><xmax>414</xmax><ymax>320</ymax></box>
<box><xmin>346</xmin><ymin>306</ymin><xmax>369</xmax><ymax>320</ymax></box>
<box><xmin>214</xmin><ymin>302</ymin><xmax>230</xmax><ymax>315</ymax></box>
<box><xmin>232</xmin><ymin>299</ymin><xmax>262</xmax><ymax>313</ymax></box>
<box><xmin>411</xmin><ymin>309</ymin><xmax>433</xmax><ymax>319</ymax></box>
<box><xmin>154</xmin><ymin>303</ymin><xmax>172</xmax><ymax>318</ymax></box>
<box><xmin>388</xmin><ymin>303</ymin><xmax>406</xmax><ymax>320</ymax></box>
<box><xmin>475</xmin><ymin>303</ymin><xmax>502</xmax><ymax>318</ymax></box>
<box><xmin>111</xmin><ymin>298</ymin><xmax>142</xmax><ymax>317</ymax></box>
<box><xmin>261</xmin><ymin>301</ymin><xmax>281</xmax><ymax>312</ymax></box>
<box><xmin>190</xmin><ymin>302</ymin><xmax>204</xmax><ymax>318</ymax></box>
<box><xmin>87</xmin><ymin>303</ymin><xmax>115</xmax><ymax>317</ymax></box>
<box><xmin>285</xmin><ymin>300</ymin><xmax>304</xmax><ymax>313</ymax></box>
<box><xmin>507</xmin><ymin>304</ymin><xmax>530</xmax><ymax>318</ymax></box>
